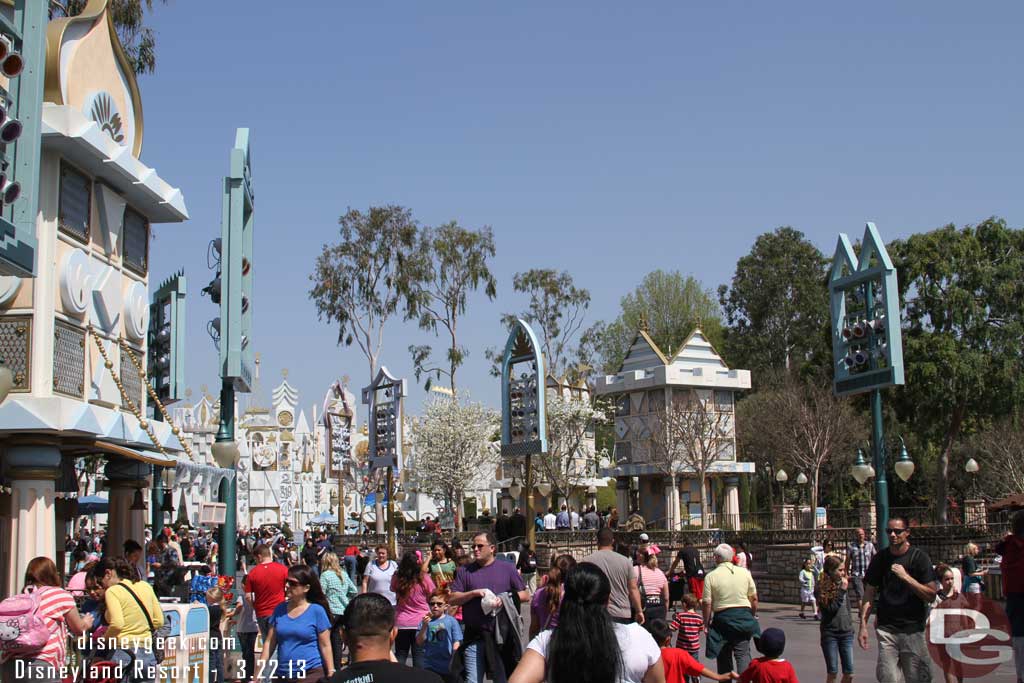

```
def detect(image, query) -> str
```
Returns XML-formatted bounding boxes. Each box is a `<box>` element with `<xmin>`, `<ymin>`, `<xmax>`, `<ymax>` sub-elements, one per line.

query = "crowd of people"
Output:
<box><xmin>5</xmin><ymin>510</ymin><xmax>1024</xmax><ymax>683</ymax></box>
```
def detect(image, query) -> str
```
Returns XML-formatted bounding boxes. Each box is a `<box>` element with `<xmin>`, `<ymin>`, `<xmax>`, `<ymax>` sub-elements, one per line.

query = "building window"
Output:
<box><xmin>615</xmin><ymin>394</ymin><xmax>630</xmax><ymax>417</ymax></box>
<box><xmin>714</xmin><ymin>390</ymin><xmax>734</xmax><ymax>412</ymax></box>
<box><xmin>123</xmin><ymin>207</ymin><xmax>149</xmax><ymax>275</ymax></box>
<box><xmin>58</xmin><ymin>162</ymin><xmax>91</xmax><ymax>243</ymax></box>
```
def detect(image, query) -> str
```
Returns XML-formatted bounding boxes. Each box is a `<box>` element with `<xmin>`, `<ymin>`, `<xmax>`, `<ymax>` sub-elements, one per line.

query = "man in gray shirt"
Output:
<box><xmin>581</xmin><ymin>527</ymin><xmax>645</xmax><ymax>624</ymax></box>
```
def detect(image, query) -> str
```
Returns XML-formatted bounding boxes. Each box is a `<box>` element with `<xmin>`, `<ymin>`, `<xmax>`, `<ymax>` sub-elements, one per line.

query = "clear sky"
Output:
<box><xmin>139</xmin><ymin>1</ymin><xmax>1024</xmax><ymax>420</ymax></box>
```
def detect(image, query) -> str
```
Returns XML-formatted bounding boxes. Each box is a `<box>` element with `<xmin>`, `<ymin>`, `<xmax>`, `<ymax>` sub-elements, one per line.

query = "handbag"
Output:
<box><xmin>638</xmin><ymin>567</ymin><xmax>663</xmax><ymax>608</ymax></box>
<box><xmin>115</xmin><ymin>583</ymin><xmax>164</xmax><ymax>664</ymax></box>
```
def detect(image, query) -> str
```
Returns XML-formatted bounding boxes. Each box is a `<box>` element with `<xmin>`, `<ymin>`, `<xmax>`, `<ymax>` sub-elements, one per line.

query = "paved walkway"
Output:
<box><xmin>709</xmin><ymin>602</ymin><xmax>1020</xmax><ymax>682</ymax></box>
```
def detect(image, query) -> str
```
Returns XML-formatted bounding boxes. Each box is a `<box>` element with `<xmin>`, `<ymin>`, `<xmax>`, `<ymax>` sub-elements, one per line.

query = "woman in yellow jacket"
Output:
<box><xmin>90</xmin><ymin>557</ymin><xmax>165</xmax><ymax>683</ymax></box>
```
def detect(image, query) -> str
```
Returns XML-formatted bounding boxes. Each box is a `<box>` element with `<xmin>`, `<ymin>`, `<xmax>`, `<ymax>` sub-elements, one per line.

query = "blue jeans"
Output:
<box><xmin>821</xmin><ymin>631</ymin><xmax>855</xmax><ymax>675</ymax></box>
<box><xmin>111</xmin><ymin>647</ymin><xmax>158</xmax><ymax>683</ymax></box>
<box><xmin>464</xmin><ymin>641</ymin><xmax>507</xmax><ymax>683</ymax></box>
<box><xmin>343</xmin><ymin>555</ymin><xmax>358</xmax><ymax>582</ymax></box>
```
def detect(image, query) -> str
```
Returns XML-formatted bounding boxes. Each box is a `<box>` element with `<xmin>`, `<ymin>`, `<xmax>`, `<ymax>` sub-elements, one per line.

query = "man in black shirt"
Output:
<box><xmin>330</xmin><ymin>594</ymin><xmax>442</xmax><ymax>683</ymax></box>
<box><xmin>509</xmin><ymin>507</ymin><xmax>527</xmax><ymax>542</ymax></box>
<box><xmin>859</xmin><ymin>516</ymin><xmax>936</xmax><ymax>683</ymax></box>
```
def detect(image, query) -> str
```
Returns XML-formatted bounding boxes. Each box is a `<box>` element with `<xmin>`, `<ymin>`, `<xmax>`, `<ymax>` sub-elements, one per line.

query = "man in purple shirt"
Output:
<box><xmin>450</xmin><ymin>531</ymin><xmax>531</xmax><ymax>683</ymax></box>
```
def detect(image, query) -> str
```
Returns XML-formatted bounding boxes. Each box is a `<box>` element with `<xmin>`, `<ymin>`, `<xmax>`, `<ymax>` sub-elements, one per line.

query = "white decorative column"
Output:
<box><xmin>724</xmin><ymin>476</ymin><xmax>741</xmax><ymax>531</ymax></box>
<box><xmin>5</xmin><ymin>444</ymin><xmax>61</xmax><ymax>596</ymax></box>
<box><xmin>104</xmin><ymin>460</ymin><xmax>150</xmax><ymax>557</ymax></box>
<box><xmin>664</xmin><ymin>478</ymin><xmax>681</xmax><ymax>530</ymax></box>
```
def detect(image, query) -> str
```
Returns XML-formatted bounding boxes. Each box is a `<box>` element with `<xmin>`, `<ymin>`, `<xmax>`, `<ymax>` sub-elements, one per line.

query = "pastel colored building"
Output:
<box><xmin>594</xmin><ymin>327</ymin><xmax>754</xmax><ymax>529</ymax></box>
<box><xmin>0</xmin><ymin>0</ymin><xmax>188</xmax><ymax>593</ymax></box>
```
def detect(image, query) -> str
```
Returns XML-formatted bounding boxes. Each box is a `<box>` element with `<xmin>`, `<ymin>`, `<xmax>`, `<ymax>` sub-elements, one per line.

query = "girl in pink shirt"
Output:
<box><xmin>390</xmin><ymin>550</ymin><xmax>436</xmax><ymax>668</ymax></box>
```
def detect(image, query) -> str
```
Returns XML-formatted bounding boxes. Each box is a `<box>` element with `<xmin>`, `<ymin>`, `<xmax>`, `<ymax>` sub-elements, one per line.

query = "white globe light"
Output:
<box><xmin>508</xmin><ymin>480</ymin><xmax>522</xmax><ymax>499</ymax></box>
<box><xmin>894</xmin><ymin>459</ymin><xmax>915</xmax><ymax>482</ymax></box>
<box><xmin>965</xmin><ymin>458</ymin><xmax>980</xmax><ymax>474</ymax></box>
<box><xmin>775</xmin><ymin>469</ymin><xmax>789</xmax><ymax>483</ymax></box>
<box><xmin>211</xmin><ymin>440</ymin><xmax>240</xmax><ymax>468</ymax></box>
<box><xmin>796</xmin><ymin>473</ymin><xmax>808</xmax><ymax>485</ymax></box>
<box><xmin>536</xmin><ymin>482</ymin><xmax>552</xmax><ymax>497</ymax></box>
<box><xmin>850</xmin><ymin>463</ymin><xmax>872</xmax><ymax>485</ymax></box>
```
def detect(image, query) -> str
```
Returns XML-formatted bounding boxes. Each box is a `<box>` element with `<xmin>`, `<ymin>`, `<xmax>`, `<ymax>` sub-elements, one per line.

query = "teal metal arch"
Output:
<box><xmin>500</xmin><ymin>319</ymin><xmax>547</xmax><ymax>457</ymax></box>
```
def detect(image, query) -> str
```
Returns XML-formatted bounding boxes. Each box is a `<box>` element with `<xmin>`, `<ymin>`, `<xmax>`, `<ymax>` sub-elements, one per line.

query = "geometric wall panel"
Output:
<box><xmin>53</xmin><ymin>321</ymin><xmax>86</xmax><ymax>398</ymax></box>
<box><xmin>0</xmin><ymin>316</ymin><xmax>31</xmax><ymax>391</ymax></box>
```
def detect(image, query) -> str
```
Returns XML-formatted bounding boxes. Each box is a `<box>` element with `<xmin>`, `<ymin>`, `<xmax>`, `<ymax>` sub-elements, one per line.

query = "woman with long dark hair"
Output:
<box><xmin>390</xmin><ymin>550</ymin><xmax>436</xmax><ymax>668</ymax></box>
<box><xmin>256</xmin><ymin>564</ymin><xmax>335</xmax><ymax>680</ymax></box>
<box><xmin>529</xmin><ymin>554</ymin><xmax>576</xmax><ymax>638</ymax></box>
<box><xmin>510</xmin><ymin>562</ymin><xmax>665</xmax><ymax>683</ymax></box>
<box><xmin>89</xmin><ymin>556</ymin><xmax>164</xmax><ymax>683</ymax></box>
<box><xmin>815</xmin><ymin>555</ymin><xmax>854</xmax><ymax>683</ymax></box>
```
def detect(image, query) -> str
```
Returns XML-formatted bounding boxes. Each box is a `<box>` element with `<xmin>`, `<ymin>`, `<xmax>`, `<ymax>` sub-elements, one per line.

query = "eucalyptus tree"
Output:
<box><xmin>406</xmin><ymin>222</ymin><xmax>497</xmax><ymax>393</ymax></box>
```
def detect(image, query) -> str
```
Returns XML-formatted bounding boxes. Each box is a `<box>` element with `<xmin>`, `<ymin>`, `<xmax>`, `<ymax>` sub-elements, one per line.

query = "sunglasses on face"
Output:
<box><xmin>429</xmin><ymin>602</ymin><xmax>446</xmax><ymax>607</ymax></box>
<box><xmin>886</xmin><ymin>528</ymin><xmax>907</xmax><ymax>536</ymax></box>
<box><xmin>286</xmin><ymin>580</ymin><xmax>304</xmax><ymax>587</ymax></box>
<box><xmin>472</xmin><ymin>544</ymin><xmax>490</xmax><ymax>550</ymax></box>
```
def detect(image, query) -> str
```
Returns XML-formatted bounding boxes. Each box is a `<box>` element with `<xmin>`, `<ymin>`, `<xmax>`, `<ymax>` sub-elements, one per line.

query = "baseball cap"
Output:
<box><xmin>639</xmin><ymin>533</ymin><xmax>650</xmax><ymax>542</ymax></box>
<box><xmin>755</xmin><ymin>628</ymin><xmax>786</xmax><ymax>658</ymax></box>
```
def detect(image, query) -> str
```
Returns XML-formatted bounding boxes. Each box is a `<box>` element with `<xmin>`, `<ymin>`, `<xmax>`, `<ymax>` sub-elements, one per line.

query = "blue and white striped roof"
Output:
<box><xmin>620</xmin><ymin>331</ymin><xmax>668</xmax><ymax>373</ymax></box>
<box><xmin>670</xmin><ymin>329</ymin><xmax>727</xmax><ymax>370</ymax></box>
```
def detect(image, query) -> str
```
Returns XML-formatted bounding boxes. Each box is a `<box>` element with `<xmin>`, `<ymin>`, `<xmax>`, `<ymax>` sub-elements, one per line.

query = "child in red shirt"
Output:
<box><xmin>739</xmin><ymin>628</ymin><xmax>799</xmax><ymax>683</ymax></box>
<box><xmin>648</xmin><ymin>619</ymin><xmax>738</xmax><ymax>682</ymax></box>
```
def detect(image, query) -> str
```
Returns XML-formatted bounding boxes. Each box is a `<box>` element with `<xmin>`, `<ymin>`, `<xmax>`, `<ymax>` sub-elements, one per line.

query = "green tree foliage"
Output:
<box><xmin>405</xmin><ymin>222</ymin><xmax>497</xmax><ymax>393</ymax></box>
<box><xmin>309</xmin><ymin>205</ymin><xmax>420</xmax><ymax>384</ymax></box>
<box><xmin>890</xmin><ymin>218</ymin><xmax>1024</xmax><ymax>523</ymax></box>
<box><xmin>488</xmin><ymin>269</ymin><xmax>591</xmax><ymax>378</ymax></box>
<box><xmin>54</xmin><ymin>1</ymin><xmax>166</xmax><ymax>75</ymax></box>
<box><xmin>718</xmin><ymin>227</ymin><xmax>829</xmax><ymax>375</ymax></box>
<box><xmin>583</xmin><ymin>270</ymin><xmax>722</xmax><ymax>375</ymax></box>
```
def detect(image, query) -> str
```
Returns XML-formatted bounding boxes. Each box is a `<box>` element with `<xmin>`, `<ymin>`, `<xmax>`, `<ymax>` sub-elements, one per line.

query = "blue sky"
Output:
<box><xmin>139</xmin><ymin>1</ymin><xmax>1024</xmax><ymax>419</ymax></box>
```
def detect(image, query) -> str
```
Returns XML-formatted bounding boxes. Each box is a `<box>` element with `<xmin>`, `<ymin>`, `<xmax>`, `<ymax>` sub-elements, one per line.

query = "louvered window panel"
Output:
<box><xmin>53</xmin><ymin>321</ymin><xmax>85</xmax><ymax>398</ymax></box>
<box><xmin>120</xmin><ymin>346</ymin><xmax>144</xmax><ymax>410</ymax></box>
<box><xmin>59</xmin><ymin>163</ymin><xmax>91</xmax><ymax>243</ymax></box>
<box><xmin>123</xmin><ymin>208</ymin><xmax>149</xmax><ymax>275</ymax></box>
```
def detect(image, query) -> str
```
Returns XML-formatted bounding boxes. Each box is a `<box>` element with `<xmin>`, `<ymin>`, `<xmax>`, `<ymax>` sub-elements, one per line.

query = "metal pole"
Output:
<box><xmin>386</xmin><ymin>467</ymin><xmax>396</xmax><ymax>557</ymax></box>
<box><xmin>525</xmin><ymin>454</ymin><xmax>535</xmax><ymax>551</ymax></box>
<box><xmin>152</xmin><ymin>466</ymin><xmax>163</xmax><ymax>539</ymax></box>
<box><xmin>217</xmin><ymin>378</ymin><xmax>238</xmax><ymax>576</ymax></box>
<box><xmin>871</xmin><ymin>388</ymin><xmax>889</xmax><ymax>550</ymax></box>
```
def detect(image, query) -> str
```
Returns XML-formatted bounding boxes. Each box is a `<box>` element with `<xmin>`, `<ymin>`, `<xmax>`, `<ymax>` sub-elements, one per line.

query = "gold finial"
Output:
<box><xmin>342</xmin><ymin>374</ymin><xmax>350</xmax><ymax>387</ymax></box>
<box><xmin>185</xmin><ymin>388</ymin><xmax>193</xmax><ymax>398</ymax></box>
<box><xmin>639</xmin><ymin>313</ymin><xmax>649</xmax><ymax>332</ymax></box>
<box><xmin>282</xmin><ymin>368</ymin><xmax>288</xmax><ymax>378</ymax></box>
<box><xmin>255</xmin><ymin>353</ymin><xmax>261</xmax><ymax>364</ymax></box>
<box><xmin>200</xmin><ymin>384</ymin><xmax>208</xmax><ymax>395</ymax></box>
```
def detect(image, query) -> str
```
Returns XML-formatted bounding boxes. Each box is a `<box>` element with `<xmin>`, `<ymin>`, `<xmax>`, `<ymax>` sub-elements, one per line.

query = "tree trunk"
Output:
<box><xmin>453</xmin><ymin>490</ymin><xmax>462</xmax><ymax>531</ymax></box>
<box><xmin>668</xmin><ymin>473</ymin><xmax>680</xmax><ymax>530</ymax></box>
<box><xmin>811</xmin><ymin>467</ymin><xmax>820</xmax><ymax>527</ymax></box>
<box><xmin>935</xmin><ymin>404</ymin><xmax>966</xmax><ymax>524</ymax></box>
<box><xmin>699</xmin><ymin>473</ymin><xmax>709</xmax><ymax>529</ymax></box>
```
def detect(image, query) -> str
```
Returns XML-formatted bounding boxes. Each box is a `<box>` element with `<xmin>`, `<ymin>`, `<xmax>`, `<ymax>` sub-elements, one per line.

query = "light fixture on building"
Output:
<box><xmin>508</xmin><ymin>479</ymin><xmax>522</xmax><ymax>499</ymax></box>
<box><xmin>130</xmin><ymin>488</ymin><xmax>146</xmax><ymax>511</ymax></box>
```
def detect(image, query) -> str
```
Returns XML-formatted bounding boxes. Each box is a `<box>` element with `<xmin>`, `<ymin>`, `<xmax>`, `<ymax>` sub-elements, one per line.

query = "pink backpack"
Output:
<box><xmin>0</xmin><ymin>587</ymin><xmax>51</xmax><ymax>655</ymax></box>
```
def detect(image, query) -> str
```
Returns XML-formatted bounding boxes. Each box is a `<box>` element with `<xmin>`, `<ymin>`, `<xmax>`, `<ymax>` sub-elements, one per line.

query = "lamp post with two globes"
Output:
<box><xmin>849</xmin><ymin>436</ymin><xmax>915</xmax><ymax>548</ymax></box>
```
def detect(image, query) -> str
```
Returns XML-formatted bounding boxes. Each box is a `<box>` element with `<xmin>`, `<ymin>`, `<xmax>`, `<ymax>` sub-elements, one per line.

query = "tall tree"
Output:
<box><xmin>534</xmin><ymin>394</ymin><xmax>605</xmax><ymax>507</ymax></box>
<box><xmin>408</xmin><ymin>394</ymin><xmax>499</xmax><ymax>530</ymax></box>
<box><xmin>718</xmin><ymin>227</ymin><xmax>829</xmax><ymax>374</ymax></box>
<box><xmin>891</xmin><ymin>218</ymin><xmax>1024</xmax><ymax>523</ymax></box>
<box><xmin>736</xmin><ymin>375</ymin><xmax>863</xmax><ymax>515</ymax></box>
<box><xmin>53</xmin><ymin>1</ymin><xmax>167</xmax><ymax>74</ymax></box>
<box><xmin>309</xmin><ymin>205</ymin><xmax>421</xmax><ymax>385</ymax></box>
<box><xmin>488</xmin><ymin>269</ymin><xmax>591</xmax><ymax>378</ymax></box>
<box><xmin>405</xmin><ymin>222</ymin><xmax>497</xmax><ymax>393</ymax></box>
<box><xmin>586</xmin><ymin>270</ymin><xmax>722</xmax><ymax>375</ymax></box>
<box><xmin>962</xmin><ymin>416</ymin><xmax>1024</xmax><ymax>500</ymax></box>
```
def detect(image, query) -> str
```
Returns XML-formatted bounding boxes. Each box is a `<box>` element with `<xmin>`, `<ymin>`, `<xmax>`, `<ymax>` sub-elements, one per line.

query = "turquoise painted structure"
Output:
<box><xmin>0</xmin><ymin>0</ymin><xmax>47</xmax><ymax>276</ymax></box>
<box><xmin>149</xmin><ymin>271</ymin><xmax>187</xmax><ymax>406</ymax></box>
<box><xmin>361</xmin><ymin>366</ymin><xmax>407</xmax><ymax>471</ymax></box>
<box><xmin>500</xmin><ymin>319</ymin><xmax>547</xmax><ymax>458</ymax></box>
<box><xmin>829</xmin><ymin>222</ymin><xmax>906</xmax><ymax>549</ymax></box>
<box><xmin>219</xmin><ymin>128</ymin><xmax>255</xmax><ymax>392</ymax></box>
<box><xmin>829</xmin><ymin>222</ymin><xmax>904</xmax><ymax>397</ymax></box>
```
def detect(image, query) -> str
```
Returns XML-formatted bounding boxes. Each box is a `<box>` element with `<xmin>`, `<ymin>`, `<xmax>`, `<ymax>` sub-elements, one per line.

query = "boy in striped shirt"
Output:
<box><xmin>670</xmin><ymin>594</ymin><xmax>705</xmax><ymax>682</ymax></box>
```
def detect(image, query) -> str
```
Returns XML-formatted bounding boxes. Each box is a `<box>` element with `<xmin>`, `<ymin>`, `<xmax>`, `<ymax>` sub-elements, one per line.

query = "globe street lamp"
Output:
<box><xmin>796</xmin><ymin>472</ymin><xmax>808</xmax><ymax>508</ymax></box>
<box><xmin>965</xmin><ymin>457</ymin><xmax>980</xmax><ymax>497</ymax></box>
<box><xmin>849</xmin><ymin>436</ymin><xmax>914</xmax><ymax>548</ymax></box>
<box><xmin>775</xmin><ymin>469</ymin><xmax>788</xmax><ymax>504</ymax></box>
<box><xmin>508</xmin><ymin>478</ymin><xmax>522</xmax><ymax>501</ymax></box>
<box><xmin>893</xmin><ymin>437</ymin><xmax>915</xmax><ymax>483</ymax></box>
<box><xmin>850</xmin><ymin>448</ymin><xmax>874</xmax><ymax>485</ymax></box>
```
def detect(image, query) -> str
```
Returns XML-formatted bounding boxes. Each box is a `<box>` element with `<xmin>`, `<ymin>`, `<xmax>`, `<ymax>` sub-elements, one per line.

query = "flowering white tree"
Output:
<box><xmin>535</xmin><ymin>394</ymin><xmax>606</xmax><ymax>506</ymax></box>
<box><xmin>408</xmin><ymin>394</ymin><xmax>499</xmax><ymax>529</ymax></box>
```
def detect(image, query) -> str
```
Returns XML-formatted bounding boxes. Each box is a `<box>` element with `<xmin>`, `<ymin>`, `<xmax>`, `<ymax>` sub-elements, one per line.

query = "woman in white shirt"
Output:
<box><xmin>361</xmin><ymin>545</ymin><xmax>398</xmax><ymax>605</ymax></box>
<box><xmin>510</xmin><ymin>562</ymin><xmax>665</xmax><ymax>683</ymax></box>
